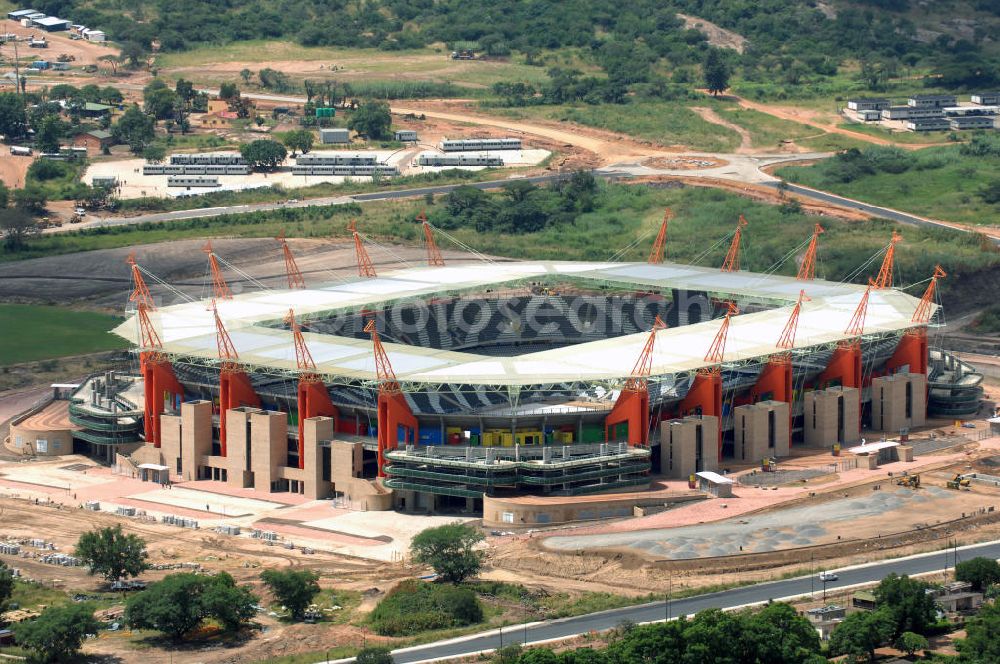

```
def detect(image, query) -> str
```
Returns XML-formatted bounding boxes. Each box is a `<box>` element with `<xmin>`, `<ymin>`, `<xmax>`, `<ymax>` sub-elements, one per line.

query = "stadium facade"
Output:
<box><xmin>88</xmin><ymin>257</ymin><xmax>979</xmax><ymax>514</ymax></box>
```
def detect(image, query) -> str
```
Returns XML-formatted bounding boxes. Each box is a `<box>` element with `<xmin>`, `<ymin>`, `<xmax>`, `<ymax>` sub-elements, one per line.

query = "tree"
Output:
<box><xmin>74</xmin><ymin>525</ymin><xmax>149</xmax><ymax>584</ymax></box>
<box><xmin>142</xmin><ymin>144</ymin><xmax>167</xmax><ymax>164</ymax></box>
<box><xmin>956</xmin><ymin>557</ymin><xmax>1000</xmax><ymax>591</ymax></box>
<box><xmin>219</xmin><ymin>82</ymin><xmax>240</xmax><ymax>100</ymax></box>
<box><xmin>356</xmin><ymin>647</ymin><xmax>394</xmax><ymax>664</ymax></box>
<box><xmin>828</xmin><ymin>609</ymin><xmax>895</xmax><ymax>663</ymax></box>
<box><xmin>895</xmin><ymin>631</ymin><xmax>928</xmax><ymax>657</ymax></box>
<box><xmin>0</xmin><ymin>561</ymin><xmax>13</xmax><ymax>612</ymax></box>
<box><xmin>0</xmin><ymin>180</ymin><xmax>9</xmax><ymax>209</ymax></box>
<box><xmin>143</xmin><ymin>79</ymin><xmax>179</xmax><ymax>120</ymax></box>
<box><xmin>113</xmin><ymin>105</ymin><xmax>156</xmax><ymax>155</ymax></box>
<box><xmin>260</xmin><ymin>569</ymin><xmax>320</xmax><ymax>620</ymax></box>
<box><xmin>198</xmin><ymin>571</ymin><xmax>258</xmax><ymax>631</ymax></box>
<box><xmin>348</xmin><ymin>100</ymin><xmax>391</xmax><ymax>140</ymax></box>
<box><xmin>98</xmin><ymin>54</ymin><xmax>120</xmax><ymax>75</ymax></box>
<box><xmin>874</xmin><ymin>573</ymin><xmax>937</xmax><ymax>638</ymax></box>
<box><xmin>240</xmin><ymin>68</ymin><xmax>252</xmax><ymax>84</ymax></box>
<box><xmin>12</xmin><ymin>187</ymin><xmax>47</xmax><ymax>216</ymax></box>
<box><xmin>13</xmin><ymin>603</ymin><xmax>100</xmax><ymax>663</ymax></box>
<box><xmin>282</xmin><ymin>129</ymin><xmax>314</xmax><ymax>155</ymax></box>
<box><xmin>0</xmin><ymin>92</ymin><xmax>27</xmax><ymax>138</ymax></box>
<box><xmin>410</xmin><ymin>522</ymin><xmax>483</xmax><ymax>583</ymax></box>
<box><xmin>240</xmin><ymin>139</ymin><xmax>287</xmax><ymax>171</ymax></box>
<box><xmin>518</xmin><ymin>648</ymin><xmax>559</xmax><ymax>664</ymax></box>
<box><xmin>126</xmin><ymin>573</ymin><xmax>205</xmax><ymax>638</ymax></box>
<box><xmin>34</xmin><ymin>114</ymin><xmax>64</xmax><ymax>153</ymax></box>
<box><xmin>960</xmin><ymin>600</ymin><xmax>1000</xmax><ymax>663</ymax></box>
<box><xmin>745</xmin><ymin>601</ymin><xmax>822</xmax><ymax>663</ymax></box>
<box><xmin>175</xmin><ymin>78</ymin><xmax>195</xmax><ymax>104</ymax></box>
<box><xmin>703</xmin><ymin>49</ymin><xmax>730</xmax><ymax>96</ymax></box>
<box><xmin>125</xmin><ymin>572</ymin><xmax>256</xmax><ymax>639</ymax></box>
<box><xmin>120</xmin><ymin>41</ymin><xmax>148</xmax><ymax>69</ymax></box>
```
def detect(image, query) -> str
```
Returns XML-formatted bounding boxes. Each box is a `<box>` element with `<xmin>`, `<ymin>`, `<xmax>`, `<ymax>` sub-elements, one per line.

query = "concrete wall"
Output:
<box><xmin>483</xmin><ymin>492</ymin><xmax>705</xmax><ymax>528</ymax></box>
<box><xmin>871</xmin><ymin>373</ymin><xmax>927</xmax><ymax>433</ymax></box>
<box><xmin>733</xmin><ymin>400</ymin><xmax>789</xmax><ymax>462</ymax></box>
<box><xmin>659</xmin><ymin>415</ymin><xmax>718</xmax><ymax>479</ymax></box>
<box><xmin>804</xmin><ymin>387</ymin><xmax>860</xmax><ymax>447</ymax></box>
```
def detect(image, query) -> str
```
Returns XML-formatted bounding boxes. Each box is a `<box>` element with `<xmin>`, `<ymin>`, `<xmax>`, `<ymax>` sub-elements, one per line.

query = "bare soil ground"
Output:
<box><xmin>0</xmin><ymin>20</ymin><xmax>120</xmax><ymax>66</ymax></box>
<box><xmin>0</xmin><ymin>495</ymin><xmax>411</xmax><ymax>663</ymax></box>
<box><xmin>0</xmin><ymin>152</ymin><xmax>32</xmax><ymax>188</ymax></box>
<box><xmin>677</xmin><ymin>14</ymin><xmax>747</xmax><ymax>53</ymax></box>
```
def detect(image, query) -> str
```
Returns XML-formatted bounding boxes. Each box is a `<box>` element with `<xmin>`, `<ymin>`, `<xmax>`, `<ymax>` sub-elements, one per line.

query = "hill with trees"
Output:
<box><xmin>45</xmin><ymin>0</ymin><xmax>1000</xmax><ymax>97</ymax></box>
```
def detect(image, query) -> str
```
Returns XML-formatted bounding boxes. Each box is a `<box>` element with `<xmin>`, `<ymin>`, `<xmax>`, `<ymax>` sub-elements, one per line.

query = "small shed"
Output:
<box><xmin>989</xmin><ymin>417</ymin><xmax>1000</xmax><ymax>437</ymax></box>
<box><xmin>852</xmin><ymin>590</ymin><xmax>877</xmax><ymax>611</ymax></box>
<box><xmin>395</xmin><ymin>129</ymin><xmax>418</xmax><ymax>142</ymax></box>
<box><xmin>92</xmin><ymin>175</ymin><xmax>117</xmax><ymax>188</ymax></box>
<box><xmin>137</xmin><ymin>463</ymin><xmax>170</xmax><ymax>484</ymax></box>
<box><xmin>83</xmin><ymin>29</ymin><xmax>105</xmax><ymax>42</ymax></box>
<box><xmin>848</xmin><ymin>440</ymin><xmax>898</xmax><ymax>467</ymax></box>
<box><xmin>806</xmin><ymin>605</ymin><xmax>846</xmax><ymax>622</ymax></box>
<box><xmin>320</xmin><ymin>128</ymin><xmax>350</xmax><ymax>144</ymax></box>
<box><xmin>695</xmin><ymin>470</ymin><xmax>734</xmax><ymax>498</ymax></box>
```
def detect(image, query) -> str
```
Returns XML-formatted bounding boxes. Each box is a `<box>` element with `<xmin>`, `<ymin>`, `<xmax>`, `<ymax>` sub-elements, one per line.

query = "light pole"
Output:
<box><xmin>822</xmin><ymin>578</ymin><xmax>828</xmax><ymax>602</ymax></box>
<box><xmin>810</xmin><ymin>554</ymin><xmax>815</xmax><ymax>597</ymax></box>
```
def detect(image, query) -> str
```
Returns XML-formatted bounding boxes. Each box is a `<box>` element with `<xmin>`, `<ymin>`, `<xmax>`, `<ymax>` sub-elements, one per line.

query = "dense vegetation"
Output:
<box><xmin>42</xmin><ymin>0</ymin><xmax>1000</xmax><ymax>103</ymax></box>
<box><xmin>369</xmin><ymin>580</ymin><xmax>483</xmax><ymax>636</ymax></box>
<box><xmin>2</xmin><ymin>183</ymin><xmax>996</xmax><ymax>305</ymax></box>
<box><xmin>505</xmin><ymin>602</ymin><xmax>823</xmax><ymax>664</ymax></box>
<box><xmin>777</xmin><ymin>137</ymin><xmax>1000</xmax><ymax>226</ymax></box>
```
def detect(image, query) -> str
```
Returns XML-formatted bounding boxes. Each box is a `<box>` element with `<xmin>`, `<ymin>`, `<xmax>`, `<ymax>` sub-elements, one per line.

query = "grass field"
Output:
<box><xmin>155</xmin><ymin>41</ymin><xmax>557</xmax><ymax>90</ymax></box>
<box><xmin>776</xmin><ymin>144</ymin><xmax>1000</xmax><ymax>226</ymax></box>
<box><xmin>839</xmin><ymin>121</ymin><xmax>956</xmax><ymax>145</ymax></box>
<box><xmin>0</xmin><ymin>304</ymin><xmax>127</xmax><ymax>365</ymax></box>
<box><xmin>495</xmin><ymin>101</ymin><xmax>743</xmax><ymax>152</ymax></box>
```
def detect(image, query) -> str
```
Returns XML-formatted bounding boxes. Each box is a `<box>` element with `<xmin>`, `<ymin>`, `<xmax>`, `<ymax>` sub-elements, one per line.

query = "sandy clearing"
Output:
<box><xmin>0</xmin><ymin>152</ymin><xmax>33</xmax><ymax>188</ymax></box>
<box><xmin>677</xmin><ymin>14</ymin><xmax>747</xmax><ymax>53</ymax></box>
<box><xmin>0</xmin><ymin>19</ymin><xmax>119</xmax><ymax>66</ymax></box>
<box><xmin>689</xmin><ymin>106</ymin><xmax>753</xmax><ymax>152</ymax></box>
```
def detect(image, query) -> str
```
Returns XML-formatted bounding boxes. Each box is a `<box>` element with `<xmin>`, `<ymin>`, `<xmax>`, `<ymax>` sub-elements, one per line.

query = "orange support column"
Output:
<box><xmin>885</xmin><ymin>329</ymin><xmax>928</xmax><ymax>376</ymax></box>
<box><xmin>296</xmin><ymin>381</ymin><xmax>338</xmax><ymax>469</ymax></box>
<box><xmin>752</xmin><ymin>358</ymin><xmax>793</xmax><ymax>447</ymax></box>
<box><xmin>817</xmin><ymin>342</ymin><xmax>862</xmax><ymax>389</ymax></box>
<box><xmin>141</xmin><ymin>354</ymin><xmax>184</xmax><ymax>448</ymax></box>
<box><xmin>679</xmin><ymin>371</ymin><xmax>723</xmax><ymax>461</ymax></box>
<box><xmin>218</xmin><ymin>370</ymin><xmax>260</xmax><ymax>457</ymax></box>
<box><xmin>751</xmin><ymin>359</ymin><xmax>792</xmax><ymax>404</ymax></box>
<box><xmin>605</xmin><ymin>390</ymin><xmax>650</xmax><ymax>445</ymax></box>
<box><xmin>377</xmin><ymin>392</ymin><xmax>417</xmax><ymax>477</ymax></box>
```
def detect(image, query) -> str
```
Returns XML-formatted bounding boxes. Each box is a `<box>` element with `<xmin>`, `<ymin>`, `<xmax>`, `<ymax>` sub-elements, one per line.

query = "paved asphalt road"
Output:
<box><xmin>762</xmin><ymin>181</ymin><xmax>997</xmax><ymax>243</ymax></box>
<box><xmin>378</xmin><ymin>540</ymin><xmax>1000</xmax><ymax>663</ymax></box>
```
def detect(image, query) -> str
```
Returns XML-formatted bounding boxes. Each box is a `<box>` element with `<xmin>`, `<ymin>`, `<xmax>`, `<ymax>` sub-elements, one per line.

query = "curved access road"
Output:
<box><xmin>357</xmin><ymin>539</ymin><xmax>1000</xmax><ymax>664</ymax></box>
<box><xmin>764</xmin><ymin>181</ymin><xmax>1000</xmax><ymax>243</ymax></box>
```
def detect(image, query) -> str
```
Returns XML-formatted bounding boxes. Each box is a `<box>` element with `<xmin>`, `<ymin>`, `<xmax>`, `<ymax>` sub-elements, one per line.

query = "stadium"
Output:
<box><xmin>57</xmin><ymin>219</ymin><xmax>981</xmax><ymax>516</ymax></box>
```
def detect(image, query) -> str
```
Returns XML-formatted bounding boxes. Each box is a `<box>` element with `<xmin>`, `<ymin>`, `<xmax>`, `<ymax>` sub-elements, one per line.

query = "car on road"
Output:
<box><xmin>818</xmin><ymin>571</ymin><xmax>838</xmax><ymax>582</ymax></box>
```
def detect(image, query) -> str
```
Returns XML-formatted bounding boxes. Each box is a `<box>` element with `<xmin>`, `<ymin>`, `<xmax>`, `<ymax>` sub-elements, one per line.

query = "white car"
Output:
<box><xmin>819</xmin><ymin>571</ymin><xmax>838</xmax><ymax>582</ymax></box>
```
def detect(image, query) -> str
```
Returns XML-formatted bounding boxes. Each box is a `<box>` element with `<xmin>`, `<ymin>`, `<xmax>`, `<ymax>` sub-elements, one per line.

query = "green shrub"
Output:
<box><xmin>369</xmin><ymin>580</ymin><xmax>483</xmax><ymax>636</ymax></box>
